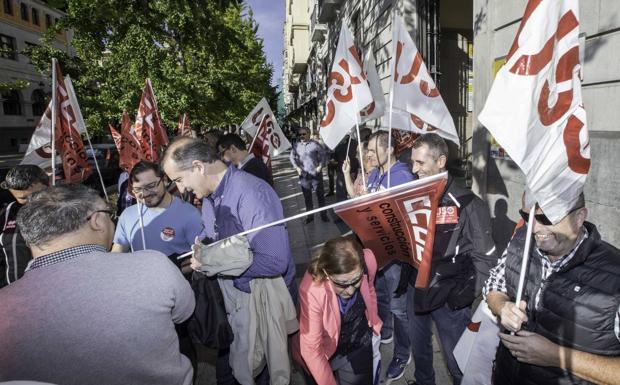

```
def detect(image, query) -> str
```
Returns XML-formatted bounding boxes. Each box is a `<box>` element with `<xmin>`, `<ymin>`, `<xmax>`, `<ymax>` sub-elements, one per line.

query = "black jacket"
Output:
<box><xmin>241</xmin><ymin>155</ymin><xmax>273</xmax><ymax>186</ymax></box>
<box><xmin>413</xmin><ymin>176</ymin><xmax>498</xmax><ymax>312</ymax></box>
<box><xmin>0</xmin><ymin>202</ymin><xmax>32</xmax><ymax>288</ymax></box>
<box><xmin>495</xmin><ymin>222</ymin><xmax>620</xmax><ymax>385</ymax></box>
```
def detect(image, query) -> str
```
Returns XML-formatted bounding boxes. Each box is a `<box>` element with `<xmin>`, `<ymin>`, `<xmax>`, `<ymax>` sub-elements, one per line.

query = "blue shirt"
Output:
<box><xmin>201</xmin><ymin>166</ymin><xmax>295</xmax><ymax>293</ymax></box>
<box><xmin>114</xmin><ymin>196</ymin><xmax>204</xmax><ymax>256</ymax></box>
<box><xmin>366</xmin><ymin>160</ymin><xmax>415</xmax><ymax>192</ymax></box>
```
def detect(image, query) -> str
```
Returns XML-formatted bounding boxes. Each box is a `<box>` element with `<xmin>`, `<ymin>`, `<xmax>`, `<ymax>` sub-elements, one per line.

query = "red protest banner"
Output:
<box><xmin>53</xmin><ymin>62</ymin><xmax>92</xmax><ymax>183</ymax></box>
<box><xmin>117</xmin><ymin>111</ymin><xmax>143</xmax><ymax>172</ymax></box>
<box><xmin>335</xmin><ymin>173</ymin><xmax>447</xmax><ymax>288</ymax></box>
<box><xmin>250</xmin><ymin>115</ymin><xmax>272</xmax><ymax>174</ymax></box>
<box><xmin>134</xmin><ymin>78</ymin><xmax>168</xmax><ymax>162</ymax></box>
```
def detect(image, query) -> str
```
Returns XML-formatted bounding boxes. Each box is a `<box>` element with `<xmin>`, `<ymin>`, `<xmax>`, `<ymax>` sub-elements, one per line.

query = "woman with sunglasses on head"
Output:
<box><xmin>295</xmin><ymin>236</ymin><xmax>382</xmax><ymax>385</ymax></box>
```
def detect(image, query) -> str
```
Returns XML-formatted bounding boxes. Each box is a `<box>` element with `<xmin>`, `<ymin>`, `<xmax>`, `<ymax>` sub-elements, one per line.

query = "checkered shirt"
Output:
<box><xmin>26</xmin><ymin>244</ymin><xmax>107</xmax><ymax>271</ymax></box>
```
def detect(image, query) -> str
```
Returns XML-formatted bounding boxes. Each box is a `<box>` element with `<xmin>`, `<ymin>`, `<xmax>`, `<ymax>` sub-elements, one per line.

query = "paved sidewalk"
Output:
<box><xmin>195</xmin><ymin>152</ymin><xmax>451</xmax><ymax>385</ymax></box>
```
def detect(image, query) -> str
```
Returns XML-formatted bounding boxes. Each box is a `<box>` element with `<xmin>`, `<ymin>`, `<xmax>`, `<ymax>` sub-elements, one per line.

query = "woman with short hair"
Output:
<box><xmin>295</xmin><ymin>236</ymin><xmax>382</xmax><ymax>385</ymax></box>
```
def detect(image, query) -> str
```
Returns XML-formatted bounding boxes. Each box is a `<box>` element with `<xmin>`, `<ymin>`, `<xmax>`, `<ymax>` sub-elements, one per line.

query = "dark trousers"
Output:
<box><xmin>304</xmin><ymin>343</ymin><xmax>373</xmax><ymax>385</ymax></box>
<box><xmin>327</xmin><ymin>163</ymin><xmax>336</xmax><ymax>194</ymax></box>
<box><xmin>335</xmin><ymin>170</ymin><xmax>348</xmax><ymax>202</ymax></box>
<box><xmin>301</xmin><ymin>175</ymin><xmax>327</xmax><ymax>218</ymax></box>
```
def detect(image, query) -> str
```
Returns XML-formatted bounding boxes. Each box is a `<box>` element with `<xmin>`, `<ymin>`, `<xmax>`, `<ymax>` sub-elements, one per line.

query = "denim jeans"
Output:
<box><xmin>375</xmin><ymin>262</ymin><xmax>411</xmax><ymax>361</ymax></box>
<box><xmin>407</xmin><ymin>289</ymin><xmax>472</xmax><ymax>385</ymax></box>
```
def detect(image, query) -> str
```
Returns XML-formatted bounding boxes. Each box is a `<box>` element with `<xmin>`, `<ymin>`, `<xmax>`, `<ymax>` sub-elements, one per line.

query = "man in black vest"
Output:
<box><xmin>407</xmin><ymin>133</ymin><xmax>498</xmax><ymax>385</ymax></box>
<box><xmin>485</xmin><ymin>192</ymin><xmax>620</xmax><ymax>385</ymax></box>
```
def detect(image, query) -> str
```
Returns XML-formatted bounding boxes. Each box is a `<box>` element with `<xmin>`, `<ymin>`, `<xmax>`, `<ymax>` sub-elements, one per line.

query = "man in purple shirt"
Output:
<box><xmin>162</xmin><ymin>137</ymin><xmax>296</xmax><ymax>385</ymax></box>
<box><xmin>289</xmin><ymin>127</ymin><xmax>329</xmax><ymax>224</ymax></box>
<box><xmin>366</xmin><ymin>130</ymin><xmax>417</xmax><ymax>381</ymax></box>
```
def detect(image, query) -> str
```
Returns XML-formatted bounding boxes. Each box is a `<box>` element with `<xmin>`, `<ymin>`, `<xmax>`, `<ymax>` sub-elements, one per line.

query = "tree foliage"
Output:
<box><xmin>30</xmin><ymin>0</ymin><xmax>278</xmax><ymax>136</ymax></box>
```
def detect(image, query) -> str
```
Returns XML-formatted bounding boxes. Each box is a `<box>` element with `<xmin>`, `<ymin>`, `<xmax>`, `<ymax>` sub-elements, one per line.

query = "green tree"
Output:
<box><xmin>28</xmin><ymin>0</ymin><xmax>278</xmax><ymax>136</ymax></box>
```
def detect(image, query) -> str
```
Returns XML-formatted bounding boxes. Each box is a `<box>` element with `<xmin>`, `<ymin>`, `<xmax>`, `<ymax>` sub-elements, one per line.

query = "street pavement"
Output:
<box><xmin>195</xmin><ymin>152</ymin><xmax>451</xmax><ymax>385</ymax></box>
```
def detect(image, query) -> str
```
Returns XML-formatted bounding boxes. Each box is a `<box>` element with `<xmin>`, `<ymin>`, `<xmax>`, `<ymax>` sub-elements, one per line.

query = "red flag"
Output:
<box><xmin>335</xmin><ymin>174</ymin><xmax>448</xmax><ymax>288</ymax></box>
<box><xmin>114</xmin><ymin>111</ymin><xmax>143</xmax><ymax>172</ymax></box>
<box><xmin>110</xmin><ymin>124</ymin><xmax>122</xmax><ymax>152</ymax></box>
<box><xmin>53</xmin><ymin>62</ymin><xmax>92</xmax><ymax>183</ymax></box>
<box><xmin>250</xmin><ymin>116</ymin><xmax>273</xmax><ymax>174</ymax></box>
<box><xmin>393</xmin><ymin>129</ymin><xmax>418</xmax><ymax>157</ymax></box>
<box><xmin>134</xmin><ymin>78</ymin><xmax>168</xmax><ymax>162</ymax></box>
<box><xmin>177</xmin><ymin>113</ymin><xmax>192</xmax><ymax>137</ymax></box>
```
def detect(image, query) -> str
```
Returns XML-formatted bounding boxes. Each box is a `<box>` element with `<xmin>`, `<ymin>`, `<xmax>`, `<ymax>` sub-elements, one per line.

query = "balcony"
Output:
<box><xmin>317</xmin><ymin>0</ymin><xmax>343</xmax><ymax>23</ymax></box>
<box><xmin>310</xmin><ymin>4</ymin><xmax>327</xmax><ymax>42</ymax></box>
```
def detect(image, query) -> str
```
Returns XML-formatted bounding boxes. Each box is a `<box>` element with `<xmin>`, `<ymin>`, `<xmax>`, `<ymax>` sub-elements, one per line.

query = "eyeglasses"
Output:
<box><xmin>519</xmin><ymin>206</ymin><xmax>583</xmax><ymax>226</ymax></box>
<box><xmin>132</xmin><ymin>178</ymin><xmax>163</xmax><ymax>194</ymax></box>
<box><xmin>86</xmin><ymin>209</ymin><xmax>117</xmax><ymax>221</ymax></box>
<box><xmin>325</xmin><ymin>269</ymin><xmax>364</xmax><ymax>289</ymax></box>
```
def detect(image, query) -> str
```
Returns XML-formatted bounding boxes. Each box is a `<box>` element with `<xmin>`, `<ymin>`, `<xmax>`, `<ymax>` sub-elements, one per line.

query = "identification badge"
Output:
<box><xmin>436</xmin><ymin>206</ymin><xmax>458</xmax><ymax>224</ymax></box>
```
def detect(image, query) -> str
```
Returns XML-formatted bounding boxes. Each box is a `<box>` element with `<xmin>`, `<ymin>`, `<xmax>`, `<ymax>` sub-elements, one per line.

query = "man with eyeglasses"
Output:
<box><xmin>111</xmin><ymin>160</ymin><xmax>204</xmax><ymax>272</ymax></box>
<box><xmin>289</xmin><ymin>127</ymin><xmax>329</xmax><ymax>224</ymax></box>
<box><xmin>484</xmin><ymin>192</ymin><xmax>620</xmax><ymax>385</ymax></box>
<box><xmin>0</xmin><ymin>184</ymin><xmax>195</xmax><ymax>385</ymax></box>
<box><xmin>161</xmin><ymin>137</ymin><xmax>297</xmax><ymax>385</ymax></box>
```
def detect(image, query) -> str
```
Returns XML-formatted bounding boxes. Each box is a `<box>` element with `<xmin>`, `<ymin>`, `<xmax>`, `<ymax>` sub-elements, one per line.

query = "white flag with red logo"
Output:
<box><xmin>240</xmin><ymin>97</ymin><xmax>291</xmax><ymax>156</ymax></box>
<box><xmin>250</xmin><ymin>115</ymin><xmax>273</xmax><ymax>173</ymax></box>
<box><xmin>134</xmin><ymin>78</ymin><xmax>168</xmax><ymax>162</ymax></box>
<box><xmin>320</xmin><ymin>21</ymin><xmax>372</xmax><ymax>149</ymax></box>
<box><xmin>478</xmin><ymin>0</ymin><xmax>589</xmax><ymax>223</ymax></box>
<box><xmin>390</xmin><ymin>15</ymin><xmax>459</xmax><ymax>145</ymax></box>
<box><xmin>359</xmin><ymin>50</ymin><xmax>386</xmax><ymax>124</ymax></box>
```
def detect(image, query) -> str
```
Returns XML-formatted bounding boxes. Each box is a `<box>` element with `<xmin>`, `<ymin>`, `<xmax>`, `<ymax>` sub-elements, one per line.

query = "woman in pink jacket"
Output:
<box><xmin>297</xmin><ymin>236</ymin><xmax>382</xmax><ymax>385</ymax></box>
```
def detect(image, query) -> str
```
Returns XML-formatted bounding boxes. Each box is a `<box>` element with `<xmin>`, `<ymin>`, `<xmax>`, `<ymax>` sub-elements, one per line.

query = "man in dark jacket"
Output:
<box><xmin>408</xmin><ymin>133</ymin><xmax>497</xmax><ymax>385</ymax></box>
<box><xmin>0</xmin><ymin>165</ymin><xmax>48</xmax><ymax>288</ymax></box>
<box><xmin>484</xmin><ymin>192</ymin><xmax>620</xmax><ymax>385</ymax></box>
<box><xmin>216</xmin><ymin>133</ymin><xmax>273</xmax><ymax>186</ymax></box>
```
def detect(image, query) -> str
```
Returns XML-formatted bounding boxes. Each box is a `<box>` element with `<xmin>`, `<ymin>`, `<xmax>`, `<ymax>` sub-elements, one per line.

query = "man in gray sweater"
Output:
<box><xmin>0</xmin><ymin>184</ymin><xmax>195</xmax><ymax>385</ymax></box>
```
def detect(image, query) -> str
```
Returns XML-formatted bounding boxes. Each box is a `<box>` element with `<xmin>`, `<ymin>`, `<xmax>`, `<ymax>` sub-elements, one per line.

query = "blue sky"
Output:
<box><xmin>245</xmin><ymin>0</ymin><xmax>285</xmax><ymax>88</ymax></box>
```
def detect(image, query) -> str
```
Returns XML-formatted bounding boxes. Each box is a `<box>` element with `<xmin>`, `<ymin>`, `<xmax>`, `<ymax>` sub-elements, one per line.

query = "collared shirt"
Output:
<box><xmin>289</xmin><ymin>140</ymin><xmax>326</xmax><ymax>175</ymax></box>
<box><xmin>26</xmin><ymin>244</ymin><xmax>107</xmax><ymax>271</ymax></box>
<box><xmin>483</xmin><ymin>229</ymin><xmax>620</xmax><ymax>341</ymax></box>
<box><xmin>202</xmin><ymin>166</ymin><xmax>295</xmax><ymax>292</ymax></box>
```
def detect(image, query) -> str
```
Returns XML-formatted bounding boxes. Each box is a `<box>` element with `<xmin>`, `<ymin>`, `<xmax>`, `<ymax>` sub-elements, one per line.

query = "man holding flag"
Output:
<box><xmin>478</xmin><ymin>0</ymin><xmax>620</xmax><ymax>384</ymax></box>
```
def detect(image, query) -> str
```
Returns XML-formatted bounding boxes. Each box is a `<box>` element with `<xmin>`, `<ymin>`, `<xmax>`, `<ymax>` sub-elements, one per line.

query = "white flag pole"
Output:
<box><xmin>248</xmin><ymin>115</ymin><xmax>267</xmax><ymax>151</ymax></box>
<box><xmin>137</xmin><ymin>201</ymin><xmax>147</xmax><ymax>250</ymax></box>
<box><xmin>83</xmin><ymin>131</ymin><xmax>109</xmax><ymax>202</ymax></box>
<box><xmin>512</xmin><ymin>203</ymin><xmax>537</xmax><ymax>335</ymax></box>
<box><xmin>346</xmin><ymin>29</ymin><xmax>366</xmax><ymax>188</ymax></box>
<box><xmin>51</xmin><ymin>58</ymin><xmax>57</xmax><ymax>186</ymax></box>
<box><xmin>387</xmin><ymin>11</ymin><xmax>398</xmax><ymax>189</ymax></box>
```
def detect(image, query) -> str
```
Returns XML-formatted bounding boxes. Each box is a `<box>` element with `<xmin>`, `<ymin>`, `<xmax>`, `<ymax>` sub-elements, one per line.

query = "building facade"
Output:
<box><xmin>284</xmin><ymin>0</ymin><xmax>620</xmax><ymax>248</ymax></box>
<box><xmin>0</xmin><ymin>0</ymin><xmax>74</xmax><ymax>154</ymax></box>
<box><xmin>473</xmin><ymin>0</ymin><xmax>620</xmax><ymax>245</ymax></box>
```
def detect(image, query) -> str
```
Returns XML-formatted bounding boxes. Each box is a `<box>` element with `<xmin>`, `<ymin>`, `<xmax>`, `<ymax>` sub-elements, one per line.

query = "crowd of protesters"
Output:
<box><xmin>0</xmin><ymin>127</ymin><xmax>618</xmax><ymax>385</ymax></box>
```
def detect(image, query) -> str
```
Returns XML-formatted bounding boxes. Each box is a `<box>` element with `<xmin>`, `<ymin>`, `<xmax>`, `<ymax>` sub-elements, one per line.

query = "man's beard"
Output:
<box><xmin>144</xmin><ymin>191</ymin><xmax>166</xmax><ymax>208</ymax></box>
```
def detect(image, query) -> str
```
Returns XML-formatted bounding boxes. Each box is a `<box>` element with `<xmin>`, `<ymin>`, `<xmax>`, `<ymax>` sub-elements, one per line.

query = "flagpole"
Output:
<box><xmin>51</xmin><ymin>58</ymin><xmax>57</xmax><ymax>186</ymax></box>
<box><xmin>387</xmin><ymin>11</ymin><xmax>398</xmax><ymax>189</ymax></box>
<box><xmin>512</xmin><ymin>202</ymin><xmax>536</xmax><ymax>335</ymax></box>
<box><xmin>137</xmin><ymin>201</ymin><xmax>147</xmax><ymax>250</ymax></box>
<box><xmin>83</xmin><ymin>130</ymin><xmax>109</xmax><ymax>202</ymax></box>
<box><xmin>178</xmin><ymin>171</ymin><xmax>449</xmax><ymax>260</ymax></box>
<box><xmin>248</xmin><ymin>115</ymin><xmax>267</xmax><ymax>151</ymax></box>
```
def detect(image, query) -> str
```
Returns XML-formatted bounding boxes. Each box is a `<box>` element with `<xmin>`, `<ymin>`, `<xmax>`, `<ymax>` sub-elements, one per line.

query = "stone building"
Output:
<box><xmin>0</xmin><ymin>0</ymin><xmax>74</xmax><ymax>154</ymax></box>
<box><xmin>284</xmin><ymin>0</ymin><xmax>620</xmax><ymax>248</ymax></box>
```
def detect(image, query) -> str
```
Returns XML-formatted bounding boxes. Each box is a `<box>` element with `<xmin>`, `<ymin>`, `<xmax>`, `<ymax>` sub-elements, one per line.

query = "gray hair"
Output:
<box><xmin>162</xmin><ymin>137</ymin><xmax>219</xmax><ymax>170</ymax></box>
<box><xmin>17</xmin><ymin>184</ymin><xmax>104</xmax><ymax>247</ymax></box>
<box><xmin>412</xmin><ymin>133</ymin><xmax>449</xmax><ymax>160</ymax></box>
<box><xmin>1</xmin><ymin>165</ymin><xmax>49</xmax><ymax>190</ymax></box>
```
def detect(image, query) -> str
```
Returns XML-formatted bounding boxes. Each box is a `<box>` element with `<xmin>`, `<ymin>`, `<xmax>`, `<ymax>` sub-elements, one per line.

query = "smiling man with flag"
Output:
<box><xmin>479</xmin><ymin>1</ymin><xmax>620</xmax><ymax>384</ymax></box>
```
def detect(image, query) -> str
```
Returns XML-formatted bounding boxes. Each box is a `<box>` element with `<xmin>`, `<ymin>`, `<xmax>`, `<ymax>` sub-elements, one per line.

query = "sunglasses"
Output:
<box><xmin>519</xmin><ymin>206</ymin><xmax>583</xmax><ymax>226</ymax></box>
<box><xmin>326</xmin><ymin>269</ymin><xmax>364</xmax><ymax>289</ymax></box>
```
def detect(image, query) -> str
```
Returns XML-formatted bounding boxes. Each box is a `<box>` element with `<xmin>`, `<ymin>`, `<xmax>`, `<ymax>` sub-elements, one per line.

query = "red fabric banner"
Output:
<box><xmin>177</xmin><ymin>113</ymin><xmax>192</xmax><ymax>137</ymax></box>
<box><xmin>116</xmin><ymin>111</ymin><xmax>143</xmax><ymax>172</ymax></box>
<box><xmin>134</xmin><ymin>79</ymin><xmax>168</xmax><ymax>162</ymax></box>
<box><xmin>53</xmin><ymin>62</ymin><xmax>92</xmax><ymax>183</ymax></box>
<box><xmin>334</xmin><ymin>174</ymin><xmax>447</xmax><ymax>288</ymax></box>
<box><xmin>393</xmin><ymin>129</ymin><xmax>418</xmax><ymax>157</ymax></box>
